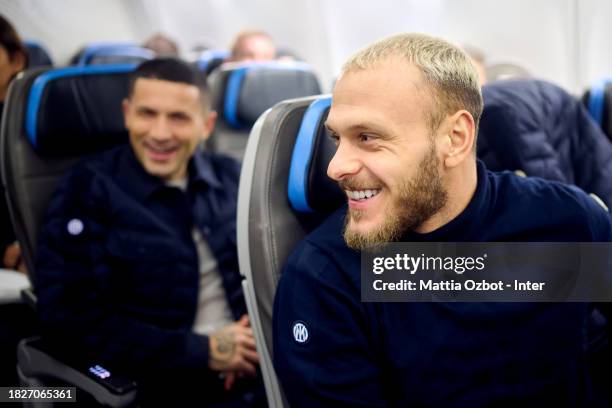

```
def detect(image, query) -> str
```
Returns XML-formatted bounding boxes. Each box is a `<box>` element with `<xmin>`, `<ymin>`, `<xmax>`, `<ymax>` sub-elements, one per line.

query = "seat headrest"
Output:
<box><xmin>75</xmin><ymin>42</ymin><xmax>154</xmax><ymax>66</ymax></box>
<box><xmin>24</xmin><ymin>40</ymin><xmax>53</xmax><ymax>67</ymax></box>
<box><xmin>25</xmin><ymin>64</ymin><xmax>135</xmax><ymax>155</ymax></box>
<box><xmin>585</xmin><ymin>77</ymin><xmax>612</xmax><ymax>141</ymax></box>
<box><xmin>195</xmin><ymin>49</ymin><xmax>229</xmax><ymax>74</ymax></box>
<box><xmin>223</xmin><ymin>62</ymin><xmax>321</xmax><ymax>129</ymax></box>
<box><xmin>288</xmin><ymin>96</ymin><xmax>345</xmax><ymax>214</ymax></box>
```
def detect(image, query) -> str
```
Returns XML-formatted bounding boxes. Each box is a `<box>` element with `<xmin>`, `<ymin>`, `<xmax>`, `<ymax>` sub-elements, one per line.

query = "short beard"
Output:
<box><xmin>343</xmin><ymin>144</ymin><xmax>447</xmax><ymax>251</ymax></box>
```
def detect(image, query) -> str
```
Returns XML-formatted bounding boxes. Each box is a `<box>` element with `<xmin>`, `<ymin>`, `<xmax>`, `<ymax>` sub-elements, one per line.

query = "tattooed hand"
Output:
<box><xmin>209</xmin><ymin>315</ymin><xmax>260</xmax><ymax>377</ymax></box>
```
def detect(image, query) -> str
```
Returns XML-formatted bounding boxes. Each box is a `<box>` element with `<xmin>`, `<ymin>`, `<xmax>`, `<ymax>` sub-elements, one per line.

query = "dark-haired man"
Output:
<box><xmin>37</xmin><ymin>58</ymin><xmax>264</xmax><ymax>406</ymax></box>
<box><xmin>273</xmin><ymin>33</ymin><xmax>612</xmax><ymax>407</ymax></box>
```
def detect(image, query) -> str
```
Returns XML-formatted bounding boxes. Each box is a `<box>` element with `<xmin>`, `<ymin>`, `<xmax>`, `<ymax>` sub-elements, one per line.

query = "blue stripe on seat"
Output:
<box><xmin>288</xmin><ymin>96</ymin><xmax>332</xmax><ymax>213</ymax></box>
<box><xmin>25</xmin><ymin>64</ymin><xmax>137</xmax><ymax>148</ymax></box>
<box><xmin>588</xmin><ymin>78</ymin><xmax>612</xmax><ymax>125</ymax></box>
<box><xmin>224</xmin><ymin>66</ymin><xmax>249</xmax><ymax>129</ymax></box>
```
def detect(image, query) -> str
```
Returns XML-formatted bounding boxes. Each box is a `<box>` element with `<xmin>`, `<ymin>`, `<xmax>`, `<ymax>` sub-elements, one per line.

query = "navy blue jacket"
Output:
<box><xmin>274</xmin><ymin>161</ymin><xmax>612</xmax><ymax>407</ymax></box>
<box><xmin>479</xmin><ymin>79</ymin><xmax>612</xmax><ymax>207</ymax></box>
<box><xmin>36</xmin><ymin>145</ymin><xmax>245</xmax><ymax>378</ymax></box>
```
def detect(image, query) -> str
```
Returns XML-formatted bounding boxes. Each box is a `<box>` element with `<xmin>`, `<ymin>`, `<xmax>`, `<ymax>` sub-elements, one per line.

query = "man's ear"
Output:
<box><xmin>9</xmin><ymin>52</ymin><xmax>25</xmax><ymax>74</ymax></box>
<box><xmin>442</xmin><ymin>110</ymin><xmax>476</xmax><ymax>168</ymax></box>
<box><xmin>201</xmin><ymin>110</ymin><xmax>218</xmax><ymax>141</ymax></box>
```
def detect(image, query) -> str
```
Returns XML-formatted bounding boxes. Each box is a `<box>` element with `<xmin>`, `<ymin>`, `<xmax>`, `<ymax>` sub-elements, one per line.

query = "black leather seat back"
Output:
<box><xmin>24</xmin><ymin>40</ymin><xmax>53</xmax><ymax>67</ymax></box>
<box><xmin>1</xmin><ymin>64</ymin><xmax>134</xmax><ymax>285</ymax></box>
<box><xmin>208</xmin><ymin>61</ymin><xmax>322</xmax><ymax>161</ymax></box>
<box><xmin>237</xmin><ymin>95</ymin><xmax>341</xmax><ymax>406</ymax></box>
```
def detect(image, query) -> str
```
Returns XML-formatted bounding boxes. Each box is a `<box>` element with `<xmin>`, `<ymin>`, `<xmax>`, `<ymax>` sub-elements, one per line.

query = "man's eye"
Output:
<box><xmin>170</xmin><ymin>114</ymin><xmax>190</xmax><ymax>123</ymax></box>
<box><xmin>359</xmin><ymin>133</ymin><xmax>374</xmax><ymax>142</ymax></box>
<box><xmin>328</xmin><ymin>133</ymin><xmax>340</xmax><ymax>145</ymax></box>
<box><xmin>138</xmin><ymin>109</ymin><xmax>155</xmax><ymax>118</ymax></box>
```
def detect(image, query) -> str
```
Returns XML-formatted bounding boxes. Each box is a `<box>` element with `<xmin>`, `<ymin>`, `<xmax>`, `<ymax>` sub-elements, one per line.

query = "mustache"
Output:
<box><xmin>337</xmin><ymin>178</ymin><xmax>383</xmax><ymax>191</ymax></box>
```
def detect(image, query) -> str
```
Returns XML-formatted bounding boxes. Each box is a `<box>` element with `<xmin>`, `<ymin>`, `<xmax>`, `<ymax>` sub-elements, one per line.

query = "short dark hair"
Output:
<box><xmin>0</xmin><ymin>15</ymin><xmax>28</xmax><ymax>67</ymax></box>
<box><xmin>127</xmin><ymin>58</ymin><xmax>210</xmax><ymax>110</ymax></box>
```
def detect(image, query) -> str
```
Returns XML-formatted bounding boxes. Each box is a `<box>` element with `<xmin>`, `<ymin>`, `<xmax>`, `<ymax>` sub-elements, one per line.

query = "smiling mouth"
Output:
<box><xmin>144</xmin><ymin>143</ymin><xmax>180</xmax><ymax>161</ymax></box>
<box><xmin>345</xmin><ymin>189</ymin><xmax>381</xmax><ymax>201</ymax></box>
<box><xmin>146</xmin><ymin>144</ymin><xmax>178</xmax><ymax>153</ymax></box>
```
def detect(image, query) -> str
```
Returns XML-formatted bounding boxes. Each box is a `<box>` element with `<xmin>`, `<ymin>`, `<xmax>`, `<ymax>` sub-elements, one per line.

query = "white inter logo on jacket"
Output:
<box><xmin>67</xmin><ymin>218</ymin><xmax>84</xmax><ymax>236</ymax></box>
<box><xmin>292</xmin><ymin>322</ymin><xmax>309</xmax><ymax>343</ymax></box>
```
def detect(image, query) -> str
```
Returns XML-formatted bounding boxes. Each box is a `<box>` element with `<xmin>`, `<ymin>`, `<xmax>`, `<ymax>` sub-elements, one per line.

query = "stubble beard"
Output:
<box><xmin>343</xmin><ymin>145</ymin><xmax>448</xmax><ymax>251</ymax></box>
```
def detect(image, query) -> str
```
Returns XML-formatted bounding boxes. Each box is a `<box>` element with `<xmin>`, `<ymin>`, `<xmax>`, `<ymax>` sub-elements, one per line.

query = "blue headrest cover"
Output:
<box><xmin>196</xmin><ymin>49</ymin><xmax>230</xmax><ymax>71</ymax></box>
<box><xmin>587</xmin><ymin>78</ymin><xmax>612</xmax><ymax>141</ymax></box>
<box><xmin>224</xmin><ymin>62</ymin><xmax>321</xmax><ymax>129</ymax></box>
<box><xmin>587</xmin><ymin>78</ymin><xmax>612</xmax><ymax>125</ymax></box>
<box><xmin>24</xmin><ymin>40</ymin><xmax>53</xmax><ymax>67</ymax></box>
<box><xmin>288</xmin><ymin>96</ymin><xmax>345</xmax><ymax>214</ymax></box>
<box><xmin>25</xmin><ymin>64</ymin><xmax>135</xmax><ymax>155</ymax></box>
<box><xmin>77</xmin><ymin>43</ymin><xmax>153</xmax><ymax>66</ymax></box>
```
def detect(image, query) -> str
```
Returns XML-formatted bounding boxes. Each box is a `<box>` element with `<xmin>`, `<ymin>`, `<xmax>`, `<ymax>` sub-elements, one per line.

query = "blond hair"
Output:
<box><xmin>342</xmin><ymin>33</ymin><xmax>483</xmax><ymax>137</ymax></box>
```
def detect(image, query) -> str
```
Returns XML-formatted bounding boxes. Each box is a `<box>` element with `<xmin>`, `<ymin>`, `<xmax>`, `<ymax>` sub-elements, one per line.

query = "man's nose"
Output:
<box><xmin>150</xmin><ymin>116</ymin><xmax>172</xmax><ymax>141</ymax></box>
<box><xmin>327</xmin><ymin>142</ymin><xmax>362</xmax><ymax>181</ymax></box>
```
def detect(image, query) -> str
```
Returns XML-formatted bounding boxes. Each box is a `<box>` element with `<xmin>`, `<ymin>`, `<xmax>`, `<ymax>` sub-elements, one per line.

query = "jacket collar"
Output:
<box><xmin>117</xmin><ymin>145</ymin><xmax>222</xmax><ymax>202</ymax></box>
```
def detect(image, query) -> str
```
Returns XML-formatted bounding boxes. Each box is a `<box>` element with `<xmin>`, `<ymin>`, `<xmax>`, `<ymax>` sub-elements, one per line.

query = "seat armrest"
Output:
<box><xmin>17</xmin><ymin>336</ymin><xmax>137</xmax><ymax>407</ymax></box>
<box><xmin>0</xmin><ymin>269</ymin><xmax>30</xmax><ymax>304</ymax></box>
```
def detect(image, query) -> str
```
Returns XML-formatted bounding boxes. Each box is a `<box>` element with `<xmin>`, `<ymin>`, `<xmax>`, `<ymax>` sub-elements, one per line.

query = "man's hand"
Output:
<box><xmin>2</xmin><ymin>242</ymin><xmax>27</xmax><ymax>274</ymax></box>
<box><xmin>209</xmin><ymin>315</ymin><xmax>260</xmax><ymax>378</ymax></box>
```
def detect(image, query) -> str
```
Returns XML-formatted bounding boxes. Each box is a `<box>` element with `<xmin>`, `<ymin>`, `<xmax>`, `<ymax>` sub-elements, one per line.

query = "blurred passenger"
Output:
<box><xmin>463</xmin><ymin>44</ymin><xmax>487</xmax><ymax>85</ymax></box>
<box><xmin>0</xmin><ymin>14</ymin><xmax>27</xmax><ymax>273</ymax></box>
<box><xmin>228</xmin><ymin>29</ymin><xmax>276</xmax><ymax>62</ymax></box>
<box><xmin>36</xmin><ymin>58</ymin><xmax>265</xmax><ymax>407</ymax></box>
<box><xmin>143</xmin><ymin>32</ymin><xmax>180</xmax><ymax>57</ymax></box>
<box><xmin>274</xmin><ymin>33</ymin><xmax>612</xmax><ymax>406</ymax></box>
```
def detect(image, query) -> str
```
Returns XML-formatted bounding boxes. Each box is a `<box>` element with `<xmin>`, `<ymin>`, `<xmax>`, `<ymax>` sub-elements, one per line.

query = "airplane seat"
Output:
<box><xmin>478</xmin><ymin>79</ymin><xmax>612</xmax><ymax>208</ymax></box>
<box><xmin>207</xmin><ymin>61</ymin><xmax>322</xmax><ymax>161</ymax></box>
<box><xmin>1</xmin><ymin>64</ymin><xmax>139</xmax><ymax>407</ymax></box>
<box><xmin>194</xmin><ymin>49</ymin><xmax>229</xmax><ymax>77</ymax></box>
<box><xmin>24</xmin><ymin>40</ymin><xmax>53</xmax><ymax>68</ymax></box>
<box><xmin>583</xmin><ymin>78</ymin><xmax>612</xmax><ymax>142</ymax></box>
<box><xmin>237</xmin><ymin>95</ymin><xmax>342</xmax><ymax>407</ymax></box>
<box><xmin>70</xmin><ymin>42</ymin><xmax>154</xmax><ymax>66</ymax></box>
